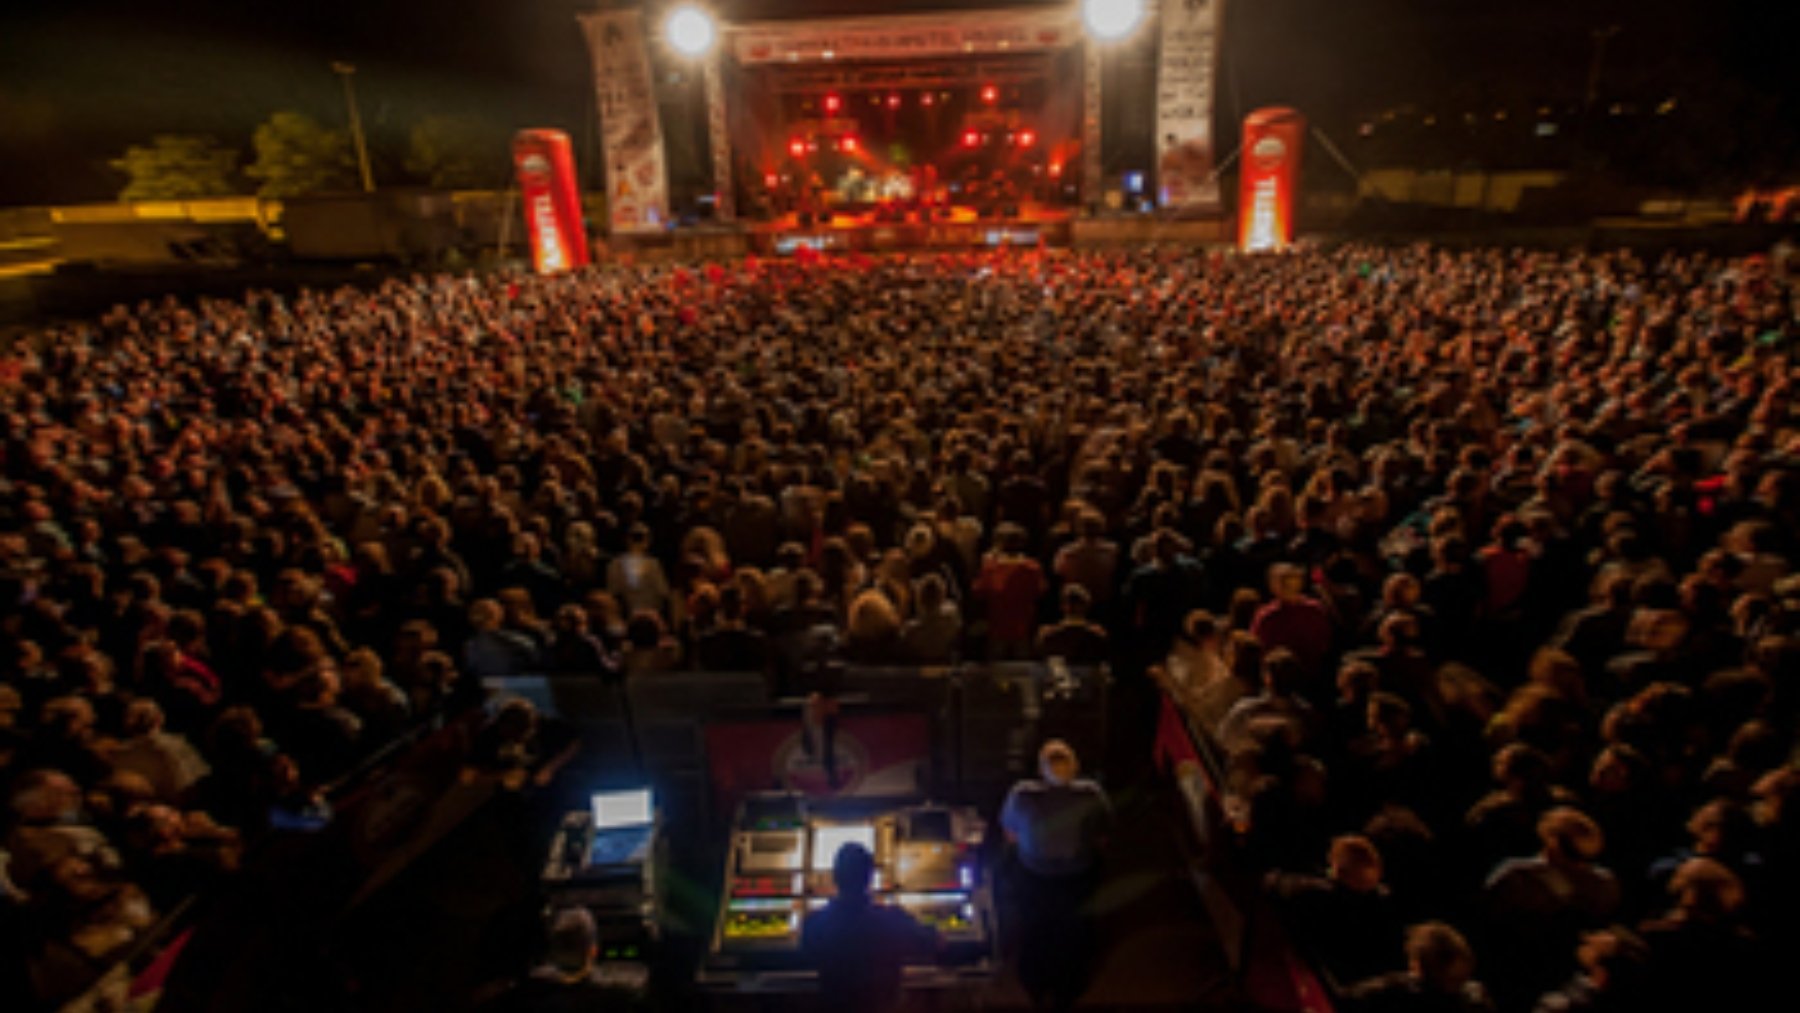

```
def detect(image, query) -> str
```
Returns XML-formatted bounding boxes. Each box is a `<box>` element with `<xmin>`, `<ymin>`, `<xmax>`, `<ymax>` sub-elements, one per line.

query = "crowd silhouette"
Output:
<box><xmin>0</xmin><ymin>244</ymin><xmax>1795</xmax><ymax>1010</ymax></box>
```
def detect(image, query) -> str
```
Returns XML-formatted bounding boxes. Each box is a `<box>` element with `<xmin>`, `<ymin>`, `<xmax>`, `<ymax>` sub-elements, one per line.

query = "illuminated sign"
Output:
<box><xmin>513</xmin><ymin>130</ymin><xmax>591</xmax><ymax>275</ymax></box>
<box><xmin>1238</xmin><ymin>108</ymin><xmax>1305</xmax><ymax>253</ymax></box>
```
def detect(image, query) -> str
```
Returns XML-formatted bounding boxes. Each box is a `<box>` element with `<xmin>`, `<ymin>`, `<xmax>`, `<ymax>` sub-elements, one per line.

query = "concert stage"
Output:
<box><xmin>579</xmin><ymin>2</ymin><xmax>1225</xmax><ymax>242</ymax></box>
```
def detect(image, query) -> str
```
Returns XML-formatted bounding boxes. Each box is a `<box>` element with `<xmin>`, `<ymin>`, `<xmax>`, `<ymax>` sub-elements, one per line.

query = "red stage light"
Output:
<box><xmin>1048</xmin><ymin>161</ymin><xmax>1063</xmax><ymax>178</ymax></box>
<box><xmin>823</xmin><ymin>93</ymin><xmax>842</xmax><ymax>114</ymax></box>
<box><xmin>788</xmin><ymin>138</ymin><xmax>806</xmax><ymax>158</ymax></box>
<box><xmin>841</xmin><ymin>135</ymin><xmax>859</xmax><ymax>153</ymax></box>
<box><xmin>764</xmin><ymin>172</ymin><xmax>779</xmax><ymax>188</ymax></box>
<box><xmin>962</xmin><ymin>129</ymin><xmax>981</xmax><ymax>148</ymax></box>
<box><xmin>980</xmin><ymin>84</ymin><xmax>998</xmax><ymax>104</ymax></box>
<box><xmin>920</xmin><ymin>93</ymin><xmax>935</xmax><ymax>107</ymax></box>
<box><xmin>1018</xmin><ymin>130</ymin><xmax>1037</xmax><ymax>147</ymax></box>
<box><xmin>887</xmin><ymin>94</ymin><xmax>901</xmax><ymax>110</ymax></box>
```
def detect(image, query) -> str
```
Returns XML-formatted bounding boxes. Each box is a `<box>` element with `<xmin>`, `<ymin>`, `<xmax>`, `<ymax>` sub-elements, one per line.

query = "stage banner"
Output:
<box><xmin>730</xmin><ymin>8</ymin><xmax>1080</xmax><ymax>64</ymax></box>
<box><xmin>580</xmin><ymin>9</ymin><xmax>670</xmax><ymax>235</ymax></box>
<box><xmin>1238</xmin><ymin>106</ymin><xmax>1306</xmax><ymax>252</ymax></box>
<box><xmin>1156</xmin><ymin>0</ymin><xmax>1223</xmax><ymax>211</ymax></box>
<box><xmin>511</xmin><ymin>130</ymin><xmax>591</xmax><ymax>275</ymax></box>
<box><xmin>705</xmin><ymin>712</ymin><xmax>930</xmax><ymax>814</ymax></box>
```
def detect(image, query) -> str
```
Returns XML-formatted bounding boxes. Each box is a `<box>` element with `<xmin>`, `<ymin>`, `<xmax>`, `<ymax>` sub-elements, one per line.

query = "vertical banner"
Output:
<box><xmin>1081</xmin><ymin>40</ymin><xmax>1104</xmax><ymax>208</ymax></box>
<box><xmin>702</xmin><ymin>56</ymin><xmax>735</xmax><ymax>222</ymax></box>
<box><xmin>1156</xmin><ymin>0</ymin><xmax>1223</xmax><ymax>211</ymax></box>
<box><xmin>512</xmin><ymin>129</ymin><xmax>591</xmax><ymax>275</ymax></box>
<box><xmin>580</xmin><ymin>9</ymin><xmax>670</xmax><ymax>235</ymax></box>
<box><xmin>1238</xmin><ymin>107</ymin><xmax>1306</xmax><ymax>252</ymax></box>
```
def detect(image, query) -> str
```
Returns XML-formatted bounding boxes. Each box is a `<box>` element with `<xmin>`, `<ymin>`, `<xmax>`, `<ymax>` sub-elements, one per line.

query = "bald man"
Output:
<box><xmin>1001</xmin><ymin>740</ymin><xmax>1112</xmax><ymax>1010</ymax></box>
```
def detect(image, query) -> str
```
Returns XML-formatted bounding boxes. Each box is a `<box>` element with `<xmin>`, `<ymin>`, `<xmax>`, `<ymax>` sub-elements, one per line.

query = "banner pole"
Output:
<box><xmin>1205</xmin><ymin>145</ymin><xmax>1241</xmax><ymax>185</ymax></box>
<box><xmin>1309</xmin><ymin>126</ymin><xmax>1362</xmax><ymax>185</ymax></box>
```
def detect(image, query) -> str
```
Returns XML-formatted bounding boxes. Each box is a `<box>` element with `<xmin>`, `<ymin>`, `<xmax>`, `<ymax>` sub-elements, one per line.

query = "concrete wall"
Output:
<box><xmin>1358</xmin><ymin>169</ymin><xmax>1567</xmax><ymax>212</ymax></box>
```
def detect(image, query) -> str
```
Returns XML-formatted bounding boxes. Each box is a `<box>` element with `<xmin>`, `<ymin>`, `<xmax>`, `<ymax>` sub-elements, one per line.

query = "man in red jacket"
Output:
<box><xmin>1250</xmin><ymin>563</ymin><xmax>1335</xmax><ymax>690</ymax></box>
<box><xmin>975</xmin><ymin>523</ymin><xmax>1048</xmax><ymax>661</ymax></box>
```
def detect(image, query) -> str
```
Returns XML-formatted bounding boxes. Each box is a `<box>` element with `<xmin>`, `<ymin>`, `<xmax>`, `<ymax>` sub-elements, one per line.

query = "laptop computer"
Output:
<box><xmin>588</xmin><ymin>788</ymin><xmax>655</xmax><ymax>867</ymax></box>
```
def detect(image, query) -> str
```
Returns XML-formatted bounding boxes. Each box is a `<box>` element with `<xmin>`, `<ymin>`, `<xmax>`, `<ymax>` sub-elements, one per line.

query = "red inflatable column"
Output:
<box><xmin>1238</xmin><ymin>108</ymin><xmax>1306</xmax><ymax>253</ymax></box>
<box><xmin>512</xmin><ymin>129</ymin><xmax>592</xmax><ymax>275</ymax></box>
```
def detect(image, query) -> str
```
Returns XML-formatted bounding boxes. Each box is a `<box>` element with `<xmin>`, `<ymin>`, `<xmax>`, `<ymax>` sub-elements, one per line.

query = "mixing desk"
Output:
<box><xmin>704</xmin><ymin>794</ymin><xmax>996</xmax><ymax>990</ymax></box>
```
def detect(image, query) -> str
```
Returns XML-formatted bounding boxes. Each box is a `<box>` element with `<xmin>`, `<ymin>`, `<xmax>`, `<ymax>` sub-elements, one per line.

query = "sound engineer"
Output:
<box><xmin>802</xmin><ymin>841</ymin><xmax>940</xmax><ymax>1012</ymax></box>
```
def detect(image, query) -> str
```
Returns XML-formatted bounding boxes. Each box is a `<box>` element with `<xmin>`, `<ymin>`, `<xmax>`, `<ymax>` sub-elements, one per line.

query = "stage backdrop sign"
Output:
<box><xmin>511</xmin><ymin>130</ymin><xmax>590</xmax><ymax>275</ymax></box>
<box><xmin>579</xmin><ymin>9</ymin><xmax>670</xmax><ymax>235</ymax></box>
<box><xmin>730</xmin><ymin>8</ymin><xmax>1080</xmax><ymax>64</ymax></box>
<box><xmin>705</xmin><ymin>712</ymin><xmax>930</xmax><ymax>814</ymax></box>
<box><xmin>1156</xmin><ymin>0</ymin><xmax>1223</xmax><ymax>211</ymax></box>
<box><xmin>1238</xmin><ymin>107</ymin><xmax>1306</xmax><ymax>252</ymax></box>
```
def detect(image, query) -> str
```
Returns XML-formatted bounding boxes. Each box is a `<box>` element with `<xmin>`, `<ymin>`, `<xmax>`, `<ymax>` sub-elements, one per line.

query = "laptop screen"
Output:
<box><xmin>590</xmin><ymin>788</ymin><xmax>652</xmax><ymax>830</ymax></box>
<box><xmin>810</xmin><ymin>824</ymin><xmax>877</xmax><ymax>871</ymax></box>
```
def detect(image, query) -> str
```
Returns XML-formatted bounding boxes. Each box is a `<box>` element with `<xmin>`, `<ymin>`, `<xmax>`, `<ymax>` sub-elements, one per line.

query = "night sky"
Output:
<box><xmin>1</xmin><ymin>0</ymin><xmax>1793</xmax><ymax>206</ymax></box>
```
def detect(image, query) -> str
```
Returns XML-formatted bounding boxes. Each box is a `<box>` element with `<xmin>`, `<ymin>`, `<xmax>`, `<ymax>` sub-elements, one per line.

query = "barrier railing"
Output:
<box><xmin>1154</xmin><ymin>686</ymin><xmax>1338</xmax><ymax>1013</ymax></box>
<box><xmin>50</xmin><ymin>707</ymin><xmax>466</xmax><ymax>1013</ymax></box>
<box><xmin>481</xmin><ymin>662</ymin><xmax>1109</xmax><ymax>821</ymax></box>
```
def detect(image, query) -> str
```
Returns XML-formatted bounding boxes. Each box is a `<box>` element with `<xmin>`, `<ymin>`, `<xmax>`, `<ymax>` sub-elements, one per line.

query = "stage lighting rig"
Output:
<box><xmin>664</xmin><ymin>4</ymin><xmax>718</xmax><ymax>58</ymax></box>
<box><xmin>1081</xmin><ymin>0</ymin><xmax>1146</xmax><ymax>41</ymax></box>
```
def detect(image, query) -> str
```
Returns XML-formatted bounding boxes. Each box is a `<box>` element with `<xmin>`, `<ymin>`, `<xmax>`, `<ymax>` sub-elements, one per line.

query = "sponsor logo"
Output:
<box><xmin>1247</xmin><ymin>175</ymin><xmax>1280</xmax><ymax>251</ymax></box>
<box><xmin>773</xmin><ymin>728</ymin><xmax>869</xmax><ymax>794</ymax></box>
<box><xmin>518</xmin><ymin>152</ymin><xmax>551</xmax><ymax>182</ymax></box>
<box><xmin>1251</xmin><ymin>135</ymin><xmax>1287</xmax><ymax>171</ymax></box>
<box><xmin>531</xmin><ymin>192</ymin><xmax>567</xmax><ymax>273</ymax></box>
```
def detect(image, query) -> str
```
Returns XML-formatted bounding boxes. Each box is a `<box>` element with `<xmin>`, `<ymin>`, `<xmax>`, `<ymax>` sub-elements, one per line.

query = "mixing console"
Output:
<box><xmin>708</xmin><ymin>794</ymin><xmax>995</xmax><ymax>981</ymax></box>
<box><xmin>721</xmin><ymin>898</ymin><xmax>802</xmax><ymax>941</ymax></box>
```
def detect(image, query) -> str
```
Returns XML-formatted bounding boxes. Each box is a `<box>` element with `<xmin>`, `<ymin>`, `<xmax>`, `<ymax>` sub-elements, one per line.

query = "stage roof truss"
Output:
<box><xmin>764</xmin><ymin>57</ymin><xmax>1053</xmax><ymax>97</ymax></box>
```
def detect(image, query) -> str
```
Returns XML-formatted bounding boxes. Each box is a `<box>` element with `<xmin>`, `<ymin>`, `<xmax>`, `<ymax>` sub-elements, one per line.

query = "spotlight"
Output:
<box><xmin>1081</xmin><ymin>0</ymin><xmax>1145</xmax><ymax>41</ymax></box>
<box><xmin>962</xmin><ymin>129</ymin><xmax>981</xmax><ymax>148</ymax></box>
<box><xmin>1017</xmin><ymin>130</ymin><xmax>1037</xmax><ymax>148</ymax></box>
<box><xmin>841</xmin><ymin>135</ymin><xmax>859</xmax><ymax>153</ymax></box>
<box><xmin>920</xmin><ymin>93</ymin><xmax>935</xmax><ymax>108</ymax></box>
<box><xmin>664</xmin><ymin>4</ymin><xmax>717</xmax><ymax>57</ymax></box>
<box><xmin>823</xmin><ymin>93</ymin><xmax>842</xmax><ymax>115</ymax></box>
<box><xmin>789</xmin><ymin>138</ymin><xmax>806</xmax><ymax>158</ymax></box>
<box><xmin>887</xmin><ymin>94</ymin><xmax>902</xmax><ymax>110</ymax></box>
<box><xmin>980</xmin><ymin>84</ymin><xmax>999</xmax><ymax>104</ymax></box>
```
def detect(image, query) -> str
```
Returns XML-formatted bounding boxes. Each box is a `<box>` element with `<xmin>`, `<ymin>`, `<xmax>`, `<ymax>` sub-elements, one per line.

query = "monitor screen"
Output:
<box><xmin>590</xmin><ymin>788</ymin><xmax>652</xmax><ymax>831</ymax></box>
<box><xmin>811</xmin><ymin>823</ymin><xmax>877</xmax><ymax>871</ymax></box>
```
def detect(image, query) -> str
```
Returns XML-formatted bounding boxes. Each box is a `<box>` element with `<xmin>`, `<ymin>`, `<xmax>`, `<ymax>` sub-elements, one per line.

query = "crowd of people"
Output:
<box><xmin>0</xmin><ymin>241</ymin><xmax>1794</xmax><ymax>1010</ymax></box>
